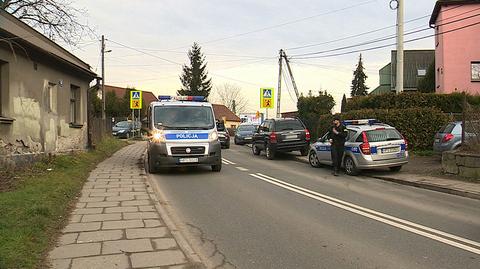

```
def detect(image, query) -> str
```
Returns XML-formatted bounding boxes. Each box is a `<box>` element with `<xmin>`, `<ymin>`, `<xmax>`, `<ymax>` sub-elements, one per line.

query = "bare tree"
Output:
<box><xmin>1</xmin><ymin>0</ymin><xmax>95</xmax><ymax>47</ymax></box>
<box><xmin>211</xmin><ymin>83</ymin><xmax>249</xmax><ymax>114</ymax></box>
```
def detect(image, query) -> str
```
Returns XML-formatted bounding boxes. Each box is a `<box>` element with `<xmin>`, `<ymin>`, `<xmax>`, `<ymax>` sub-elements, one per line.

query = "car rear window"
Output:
<box><xmin>238</xmin><ymin>125</ymin><xmax>256</xmax><ymax>132</ymax></box>
<box><xmin>439</xmin><ymin>123</ymin><xmax>456</xmax><ymax>134</ymax></box>
<box><xmin>365</xmin><ymin>129</ymin><xmax>403</xmax><ymax>142</ymax></box>
<box><xmin>274</xmin><ymin>120</ymin><xmax>304</xmax><ymax>131</ymax></box>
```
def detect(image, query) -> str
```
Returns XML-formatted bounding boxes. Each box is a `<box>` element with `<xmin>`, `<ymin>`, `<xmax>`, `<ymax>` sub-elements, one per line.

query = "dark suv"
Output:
<box><xmin>252</xmin><ymin>118</ymin><xmax>310</xmax><ymax>160</ymax></box>
<box><xmin>216</xmin><ymin>121</ymin><xmax>230</xmax><ymax>149</ymax></box>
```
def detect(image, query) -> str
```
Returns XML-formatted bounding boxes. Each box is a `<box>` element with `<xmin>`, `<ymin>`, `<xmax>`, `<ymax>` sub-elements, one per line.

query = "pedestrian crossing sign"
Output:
<box><xmin>260</xmin><ymin>88</ymin><xmax>274</xmax><ymax>109</ymax></box>
<box><xmin>130</xmin><ymin>90</ymin><xmax>142</xmax><ymax>109</ymax></box>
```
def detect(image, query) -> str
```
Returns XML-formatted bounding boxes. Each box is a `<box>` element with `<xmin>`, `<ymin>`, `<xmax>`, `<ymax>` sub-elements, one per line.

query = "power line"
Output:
<box><xmin>168</xmin><ymin>0</ymin><xmax>377</xmax><ymax>50</ymax></box>
<box><xmin>281</xmin><ymin>68</ymin><xmax>297</xmax><ymax>103</ymax></box>
<box><xmin>285</xmin><ymin>4</ymin><xmax>466</xmax><ymax>52</ymax></box>
<box><xmin>107</xmin><ymin>39</ymin><xmax>183</xmax><ymax>66</ymax></box>
<box><xmin>292</xmin><ymin>19</ymin><xmax>480</xmax><ymax>60</ymax></box>
<box><xmin>290</xmin><ymin>10</ymin><xmax>480</xmax><ymax>57</ymax></box>
<box><xmin>286</xmin><ymin>15</ymin><xmax>428</xmax><ymax>51</ymax></box>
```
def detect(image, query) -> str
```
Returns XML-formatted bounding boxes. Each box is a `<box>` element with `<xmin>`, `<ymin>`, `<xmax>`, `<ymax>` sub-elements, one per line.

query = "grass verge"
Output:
<box><xmin>0</xmin><ymin>138</ymin><xmax>127</xmax><ymax>269</ymax></box>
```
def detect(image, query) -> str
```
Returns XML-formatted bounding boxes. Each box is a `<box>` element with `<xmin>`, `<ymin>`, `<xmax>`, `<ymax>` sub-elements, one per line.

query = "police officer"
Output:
<box><xmin>329</xmin><ymin>117</ymin><xmax>348</xmax><ymax>176</ymax></box>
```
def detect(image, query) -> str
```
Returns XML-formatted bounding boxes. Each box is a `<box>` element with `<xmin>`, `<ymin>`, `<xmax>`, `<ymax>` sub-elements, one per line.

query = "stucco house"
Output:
<box><xmin>430</xmin><ymin>0</ymin><xmax>480</xmax><ymax>94</ymax></box>
<box><xmin>0</xmin><ymin>10</ymin><xmax>97</xmax><ymax>167</ymax></box>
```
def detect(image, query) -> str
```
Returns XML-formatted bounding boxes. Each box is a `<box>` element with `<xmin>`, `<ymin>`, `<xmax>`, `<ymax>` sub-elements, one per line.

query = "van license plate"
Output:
<box><xmin>179</xmin><ymin>158</ymin><xmax>198</xmax><ymax>163</ymax></box>
<box><xmin>382</xmin><ymin>147</ymin><xmax>399</xmax><ymax>154</ymax></box>
<box><xmin>435</xmin><ymin>138</ymin><xmax>440</xmax><ymax>143</ymax></box>
<box><xmin>285</xmin><ymin>135</ymin><xmax>298</xmax><ymax>140</ymax></box>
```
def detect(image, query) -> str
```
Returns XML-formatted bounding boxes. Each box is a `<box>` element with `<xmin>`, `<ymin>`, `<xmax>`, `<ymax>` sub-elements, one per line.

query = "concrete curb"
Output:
<box><xmin>291</xmin><ymin>156</ymin><xmax>480</xmax><ymax>201</ymax></box>
<box><xmin>141</xmin><ymin>150</ymin><xmax>205</xmax><ymax>268</ymax></box>
<box><xmin>369</xmin><ymin>175</ymin><xmax>480</xmax><ymax>201</ymax></box>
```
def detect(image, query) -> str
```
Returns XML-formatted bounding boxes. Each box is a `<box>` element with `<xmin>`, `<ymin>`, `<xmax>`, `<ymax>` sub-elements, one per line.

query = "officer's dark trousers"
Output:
<box><xmin>331</xmin><ymin>145</ymin><xmax>345</xmax><ymax>172</ymax></box>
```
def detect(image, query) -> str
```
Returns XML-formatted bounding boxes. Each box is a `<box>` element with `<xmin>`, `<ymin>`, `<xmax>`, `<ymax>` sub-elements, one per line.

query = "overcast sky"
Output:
<box><xmin>71</xmin><ymin>0</ymin><xmax>437</xmax><ymax>113</ymax></box>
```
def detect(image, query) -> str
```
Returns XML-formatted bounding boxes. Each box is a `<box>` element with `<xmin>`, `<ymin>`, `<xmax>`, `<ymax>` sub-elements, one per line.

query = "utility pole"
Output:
<box><xmin>283</xmin><ymin>51</ymin><xmax>300</xmax><ymax>99</ymax></box>
<box><xmin>276</xmin><ymin>49</ymin><xmax>283</xmax><ymax>118</ymax></box>
<box><xmin>394</xmin><ymin>0</ymin><xmax>404</xmax><ymax>94</ymax></box>
<box><xmin>101</xmin><ymin>35</ymin><xmax>106</xmax><ymax>120</ymax></box>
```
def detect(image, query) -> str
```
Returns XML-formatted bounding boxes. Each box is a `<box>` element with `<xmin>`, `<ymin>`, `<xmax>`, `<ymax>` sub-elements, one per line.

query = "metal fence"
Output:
<box><xmin>462</xmin><ymin>101</ymin><xmax>480</xmax><ymax>153</ymax></box>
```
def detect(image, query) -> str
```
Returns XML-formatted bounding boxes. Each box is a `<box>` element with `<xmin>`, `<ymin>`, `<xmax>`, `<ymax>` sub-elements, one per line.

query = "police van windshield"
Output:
<box><xmin>154</xmin><ymin>106</ymin><xmax>215</xmax><ymax>130</ymax></box>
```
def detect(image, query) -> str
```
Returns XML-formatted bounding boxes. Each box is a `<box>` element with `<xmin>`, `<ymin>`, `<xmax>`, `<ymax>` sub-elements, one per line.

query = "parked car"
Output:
<box><xmin>217</xmin><ymin>121</ymin><xmax>230</xmax><ymax>149</ymax></box>
<box><xmin>308</xmin><ymin>119</ymin><xmax>408</xmax><ymax>176</ymax></box>
<box><xmin>433</xmin><ymin>121</ymin><xmax>463</xmax><ymax>153</ymax></box>
<box><xmin>234</xmin><ymin>123</ymin><xmax>259</xmax><ymax>145</ymax></box>
<box><xmin>252</xmin><ymin>118</ymin><xmax>310</xmax><ymax>160</ymax></box>
<box><xmin>112</xmin><ymin>120</ymin><xmax>138</xmax><ymax>139</ymax></box>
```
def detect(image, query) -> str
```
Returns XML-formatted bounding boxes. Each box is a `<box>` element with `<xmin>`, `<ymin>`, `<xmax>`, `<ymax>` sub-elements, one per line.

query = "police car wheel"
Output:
<box><xmin>147</xmin><ymin>154</ymin><xmax>158</xmax><ymax>174</ymax></box>
<box><xmin>308</xmin><ymin>151</ymin><xmax>320</xmax><ymax>168</ymax></box>
<box><xmin>389</xmin><ymin>166</ymin><xmax>402</xmax><ymax>172</ymax></box>
<box><xmin>344</xmin><ymin>156</ymin><xmax>359</xmax><ymax>176</ymax></box>
<box><xmin>266</xmin><ymin>145</ymin><xmax>275</xmax><ymax>160</ymax></box>
<box><xmin>252</xmin><ymin>143</ymin><xmax>261</xmax><ymax>155</ymax></box>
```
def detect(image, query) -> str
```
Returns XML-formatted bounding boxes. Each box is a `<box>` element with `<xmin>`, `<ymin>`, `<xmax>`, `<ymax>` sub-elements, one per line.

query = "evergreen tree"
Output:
<box><xmin>350</xmin><ymin>54</ymin><xmax>369</xmax><ymax>97</ymax></box>
<box><xmin>341</xmin><ymin>94</ymin><xmax>347</xmax><ymax>113</ymax></box>
<box><xmin>178</xmin><ymin>43</ymin><xmax>212</xmax><ymax>97</ymax></box>
<box><xmin>418</xmin><ymin>61</ymin><xmax>435</xmax><ymax>93</ymax></box>
<box><xmin>297</xmin><ymin>91</ymin><xmax>335</xmax><ymax>134</ymax></box>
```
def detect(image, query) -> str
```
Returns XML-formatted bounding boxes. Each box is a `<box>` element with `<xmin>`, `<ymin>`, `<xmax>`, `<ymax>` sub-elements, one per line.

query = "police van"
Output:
<box><xmin>146</xmin><ymin>96</ymin><xmax>222</xmax><ymax>173</ymax></box>
<box><xmin>308</xmin><ymin>119</ymin><xmax>408</xmax><ymax>175</ymax></box>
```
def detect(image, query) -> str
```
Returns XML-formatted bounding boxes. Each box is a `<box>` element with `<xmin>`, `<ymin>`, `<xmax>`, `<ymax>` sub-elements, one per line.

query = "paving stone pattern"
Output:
<box><xmin>48</xmin><ymin>143</ymin><xmax>190</xmax><ymax>269</ymax></box>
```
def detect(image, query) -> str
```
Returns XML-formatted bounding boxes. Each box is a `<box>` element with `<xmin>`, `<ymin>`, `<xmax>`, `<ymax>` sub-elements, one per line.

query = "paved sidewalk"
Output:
<box><xmin>48</xmin><ymin>142</ymin><xmax>198</xmax><ymax>269</ymax></box>
<box><xmin>294</xmin><ymin>156</ymin><xmax>480</xmax><ymax>200</ymax></box>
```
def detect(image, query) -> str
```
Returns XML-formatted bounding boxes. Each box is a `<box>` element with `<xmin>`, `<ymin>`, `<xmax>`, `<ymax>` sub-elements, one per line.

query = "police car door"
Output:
<box><xmin>315</xmin><ymin>132</ymin><xmax>333</xmax><ymax>165</ymax></box>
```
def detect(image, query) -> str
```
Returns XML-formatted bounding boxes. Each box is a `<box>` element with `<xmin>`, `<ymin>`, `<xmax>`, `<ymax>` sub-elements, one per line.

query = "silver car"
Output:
<box><xmin>308</xmin><ymin>120</ymin><xmax>408</xmax><ymax>175</ymax></box>
<box><xmin>433</xmin><ymin>121</ymin><xmax>462</xmax><ymax>153</ymax></box>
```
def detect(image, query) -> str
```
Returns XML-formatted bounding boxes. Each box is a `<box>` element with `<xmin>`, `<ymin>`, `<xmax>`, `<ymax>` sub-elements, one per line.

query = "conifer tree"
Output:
<box><xmin>350</xmin><ymin>54</ymin><xmax>369</xmax><ymax>97</ymax></box>
<box><xmin>178</xmin><ymin>43</ymin><xmax>212</xmax><ymax>97</ymax></box>
<box><xmin>341</xmin><ymin>94</ymin><xmax>347</xmax><ymax>113</ymax></box>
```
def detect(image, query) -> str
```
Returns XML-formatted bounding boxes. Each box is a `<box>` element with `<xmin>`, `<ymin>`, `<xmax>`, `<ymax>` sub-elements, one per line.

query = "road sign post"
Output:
<box><xmin>130</xmin><ymin>90</ymin><xmax>142</xmax><ymax>138</ymax></box>
<box><xmin>260</xmin><ymin>88</ymin><xmax>274</xmax><ymax>119</ymax></box>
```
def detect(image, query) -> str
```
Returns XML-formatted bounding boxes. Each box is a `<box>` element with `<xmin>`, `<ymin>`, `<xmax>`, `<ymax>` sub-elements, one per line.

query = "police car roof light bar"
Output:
<box><xmin>158</xmin><ymin>95</ymin><xmax>172</xmax><ymax>101</ymax></box>
<box><xmin>342</xmin><ymin>119</ymin><xmax>379</xmax><ymax>126</ymax></box>
<box><xmin>157</xmin><ymin>96</ymin><xmax>206</xmax><ymax>102</ymax></box>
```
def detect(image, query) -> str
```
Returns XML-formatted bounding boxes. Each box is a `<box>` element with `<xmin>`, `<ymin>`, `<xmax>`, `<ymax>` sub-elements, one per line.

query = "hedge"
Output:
<box><xmin>312</xmin><ymin>107</ymin><xmax>450</xmax><ymax>151</ymax></box>
<box><xmin>345</xmin><ymin>92</ymin><xmax>480</xmax><ymax>113</ymax></box>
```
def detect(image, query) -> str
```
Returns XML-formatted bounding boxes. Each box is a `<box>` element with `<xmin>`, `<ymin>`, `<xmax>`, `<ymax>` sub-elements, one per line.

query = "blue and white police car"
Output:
<box><xmin>308</xmin><ymin>119</ymin><xmax>408</xmax><ymax>175</ymax></box>
<box><xmin>146</xmin><ymin>96</ymin><xmax>222</xmax><ymax>173</ymax></box>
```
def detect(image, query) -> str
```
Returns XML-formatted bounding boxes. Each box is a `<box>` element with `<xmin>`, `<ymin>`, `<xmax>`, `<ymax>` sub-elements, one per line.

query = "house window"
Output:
<box><xmin>70</xmin><ymin>85</ymin><xmax>80</xmax><ymax>125</ymax></box>
<box><xmin>45</xmin><ymin>82</ymin><xmax>57</xmax><ymax>113</ymax></box>
<box><xmin>471</xmin><ymin>62</ymin><xmax>480</xmax><ymax>82</ymax></box>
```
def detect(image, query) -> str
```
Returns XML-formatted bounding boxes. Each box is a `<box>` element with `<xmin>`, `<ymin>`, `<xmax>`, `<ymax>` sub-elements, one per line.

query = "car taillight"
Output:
<box><xmin>443</xmin><ymin>133</ymin><xmax>454</xmax><ymax>143</ymax></box>
<box><xmin>270</xmin><ymin>132</ymin><xmax>277</xmax><ymax>143</ymax></box>
<box><xmin>305</xmin><ymin>129</ymin><xmax>311</xmax><ymax>141</ymax></box>
<box><xmin>360</xmin><ymin>131</ymin><xmax>371</xmax><ymax>155</ymax></box>
<box><xmin>399</xmin><ymin>134</ymin><xmax>408</xmax><ymax>151</ymax></box>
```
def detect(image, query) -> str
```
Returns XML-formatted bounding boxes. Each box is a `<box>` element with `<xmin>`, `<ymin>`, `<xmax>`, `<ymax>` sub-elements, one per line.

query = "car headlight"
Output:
<box><xmin>152</xmin><ymin>131</ymin><xmax>166</xmax><ymax>143</ymax></box>
<box><xmin>209</xmin><ymin>131</ymin><xmax>218</xmax><ymax>142</ymax></box>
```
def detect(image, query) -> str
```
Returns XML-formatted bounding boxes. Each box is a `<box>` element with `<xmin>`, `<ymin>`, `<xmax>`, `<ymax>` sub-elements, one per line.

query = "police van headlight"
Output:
<box><xmin>209</xmin><ymin>131</ymin><xmax>219</xmax><ymax>142</ymax></box>
<box><xmin>152</xmin><ymin>131</ymin><xmax>166</xmax><ymax>143</ymax></box>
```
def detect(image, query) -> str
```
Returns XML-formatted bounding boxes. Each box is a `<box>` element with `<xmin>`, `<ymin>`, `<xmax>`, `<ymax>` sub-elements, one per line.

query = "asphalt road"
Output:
<box><xmin>150</xmin><ymin>143</ymin><xmax>480</xmax><ymax>269</ymax></box>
